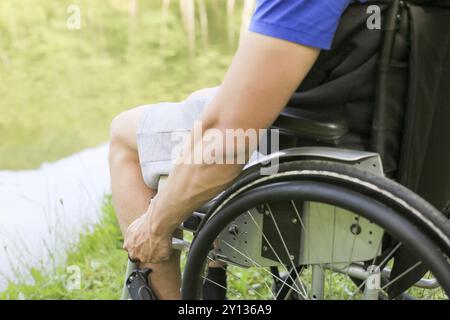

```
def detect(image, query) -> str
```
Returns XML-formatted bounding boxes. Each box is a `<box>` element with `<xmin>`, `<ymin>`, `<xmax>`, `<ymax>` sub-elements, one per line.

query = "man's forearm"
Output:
<box><xmin>150</xmin><ymin>132</ymin><xmax>245</xmax><ymax>235</ymax></box>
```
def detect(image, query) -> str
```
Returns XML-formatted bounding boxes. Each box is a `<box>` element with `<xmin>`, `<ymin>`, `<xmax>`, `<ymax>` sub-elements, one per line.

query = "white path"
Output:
<box><xmin>0</xmin><ymin>144</ymin><xmax>111</xmax><ymax>291</ymax></box>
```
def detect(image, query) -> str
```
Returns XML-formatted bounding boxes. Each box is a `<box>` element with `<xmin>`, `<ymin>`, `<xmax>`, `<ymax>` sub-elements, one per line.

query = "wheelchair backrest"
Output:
<box><xmin>395</xmin><ymin>1</ymin><xmax>450</xmax><ymax>212</ymax></box>
<box><xmin>287</xmin><ymin>0</ymin><xmax>450</xmax><ymax>211</ymax></box>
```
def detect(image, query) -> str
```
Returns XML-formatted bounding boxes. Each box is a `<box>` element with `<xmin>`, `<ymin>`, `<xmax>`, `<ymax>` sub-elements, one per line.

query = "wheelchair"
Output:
<box><xmin>122</xmin><ymin>0</ymin><xmax>450</xmax><ymax>300</ymax></box>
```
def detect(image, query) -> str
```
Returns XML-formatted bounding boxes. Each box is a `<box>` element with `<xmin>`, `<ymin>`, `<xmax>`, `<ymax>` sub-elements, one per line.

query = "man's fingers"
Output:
<box><xmin>146</xmin><ymin>257</ymin><xmax>169</xmax><ymax>264</ymax></box>
<box><xmin>128</xmin><ymin>253</ymin><xmax>140</xmax><ymax>263</ymax></box>
<box><xmin>156</xmin><ymin>255</ymin><xmax>171</xmax><ymax>263</ymax></box>
<box><xmin>128</xmin><ymin>252</ymin><xmax>171</xmax><ymax>264</ymax></box>
<box><xmin>123</xmin><ymin>224</ymin><xmax>173</xmax><ymax>264</ymax></box>
<box><xmin>123</xmin><ymin>239</ymin><xmax>133</xmax><ymax>252</ymax></box>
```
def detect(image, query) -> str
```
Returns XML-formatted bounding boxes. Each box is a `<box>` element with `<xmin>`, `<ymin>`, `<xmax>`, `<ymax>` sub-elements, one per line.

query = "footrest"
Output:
<box><xmin>126</xmin><ymin>268</ymin><xmax>158</xmax><ymax>300</ymax></box>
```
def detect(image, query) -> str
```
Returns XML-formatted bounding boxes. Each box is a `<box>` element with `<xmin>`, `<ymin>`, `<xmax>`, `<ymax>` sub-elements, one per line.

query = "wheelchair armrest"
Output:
<box><xmin>272</xmin><ymin>107</ymin><xmax>349</xmax><ymax>142</ymax></box>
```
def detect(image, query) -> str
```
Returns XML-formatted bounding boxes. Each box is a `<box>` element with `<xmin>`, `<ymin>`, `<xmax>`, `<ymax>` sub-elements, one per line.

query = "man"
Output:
<box><xmin>109</xmin><ymin>0</ymin><xmax>366</xmax><ymax>299</ymax></box>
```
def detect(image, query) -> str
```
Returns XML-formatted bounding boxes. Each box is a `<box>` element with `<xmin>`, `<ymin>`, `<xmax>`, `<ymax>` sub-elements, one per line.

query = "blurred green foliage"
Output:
<box><xmin>0</xmin><ymin>0</ymin><xmax>239</xmax><ymax>169</ymax></box>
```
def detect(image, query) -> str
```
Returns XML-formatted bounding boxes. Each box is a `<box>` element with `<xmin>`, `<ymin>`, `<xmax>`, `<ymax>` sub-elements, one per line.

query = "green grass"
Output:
<box><xmin>1</xmin><ymin>197</ymin><xmax>126</xmax><ymax>300</ymax></box>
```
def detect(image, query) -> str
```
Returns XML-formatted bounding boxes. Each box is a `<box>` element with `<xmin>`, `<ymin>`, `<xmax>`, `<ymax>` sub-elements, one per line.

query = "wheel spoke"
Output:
<box><xmin>221</xmin><ymin>239</ymin><xmax>307</xmax><ymax>298</ymax></box>
<box><xmin>266</xmin><ymin>204</ymin><xmax>310</xmax><ymax>298</ymax></box>
<box><xmin>381</xmin><ymin>261</ymin><xmax>422</xmax><ymax>291</ymax></box>
<box><xmin>290</xmin><ymin>201</ymin><xmax>328</xmax><ymax>297</ymax></box>
<box><xmin>329</xmin><ymin>205</ymin><xmax>337</xmax><ymax>298</ymax></box>
<box><xmin>347</xmin><ymin>242</ymin><xmax>402</xmax><ymax>299</ymax></box>
<box><xmin>200</xmin><ymin>274</ymin><xmax>243</xmax><ymax>298</ymax></box>
<box><xmin>204</xmin><ymin>255</ymin><xmax>275</xmax><ymax>299</ymax></box>
<box><xmin>338</xmin><ymin>221</ymin><xmax>359</xmax><ymax>300</ymax></box>
<box><xmin>247</xmin><ymin>209</ymin><xmax>308</xmax><ymax>298</ymax></box>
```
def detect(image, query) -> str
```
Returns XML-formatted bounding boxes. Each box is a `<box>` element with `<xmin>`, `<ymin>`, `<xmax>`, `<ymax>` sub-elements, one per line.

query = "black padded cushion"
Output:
<box><xmin>272</xmin><ymin>107</ymin><xmax>348</xmax><ymax>142</ymax></box>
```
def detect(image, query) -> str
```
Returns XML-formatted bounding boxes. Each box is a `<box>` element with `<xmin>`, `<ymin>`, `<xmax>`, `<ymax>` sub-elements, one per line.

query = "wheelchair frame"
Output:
<box><xmin>121</xmin><ymin>147</ymin><xmax>445</xmax><ymax>300</ymax></box>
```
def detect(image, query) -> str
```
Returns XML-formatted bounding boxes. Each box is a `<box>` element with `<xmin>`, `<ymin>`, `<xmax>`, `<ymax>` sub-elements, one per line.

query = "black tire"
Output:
<box><xmin>182</xmin><ymin>160</ymin><xmax>450</xmax><ymax>300</ymax></box>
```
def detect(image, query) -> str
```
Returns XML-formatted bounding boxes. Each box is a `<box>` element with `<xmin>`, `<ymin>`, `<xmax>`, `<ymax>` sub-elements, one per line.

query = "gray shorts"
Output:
<box><xmin>136</xmin><ymin>87</ymin><xmax>219</xmax><ymax>189</ymax></box>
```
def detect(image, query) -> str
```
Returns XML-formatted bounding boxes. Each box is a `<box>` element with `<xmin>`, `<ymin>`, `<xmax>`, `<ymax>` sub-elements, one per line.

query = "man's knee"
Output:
<box><xmin>110</xmin><ymin>111</ymin><xmax>128</xmax><ymax>146</ymax></box>
<box><xmin>109</xmin><ymin>110</ymin><xmax>138</xmax><ymax>163</ymax></box>
<box><xmin>110</xmin><ymin>106</ymin><xmax>146</xmax><ymax>146</ymax></box>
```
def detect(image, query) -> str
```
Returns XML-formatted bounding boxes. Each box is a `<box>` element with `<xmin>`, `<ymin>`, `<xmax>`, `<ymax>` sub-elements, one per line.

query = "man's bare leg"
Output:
<box><xmin>109</xmin><ymin>106</ymin><xmax>181</xmax><ymax>299</ymax></box>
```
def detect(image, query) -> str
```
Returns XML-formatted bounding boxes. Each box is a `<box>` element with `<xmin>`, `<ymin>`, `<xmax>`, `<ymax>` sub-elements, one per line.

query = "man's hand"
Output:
<box><xmin>123</xmin><ymin>211</ymin><xmax>173</xmax><ymax>264</ymax></box>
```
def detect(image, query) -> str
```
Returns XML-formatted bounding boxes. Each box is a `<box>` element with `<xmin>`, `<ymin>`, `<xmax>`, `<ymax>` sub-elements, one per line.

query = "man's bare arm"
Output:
<box><xmin>150</xmin><ymin>32</ymin><xmax>319</xmax><ymax>234</ymax></box>
<box><xmin>124</xmin><ymin>32</ymin><xmax>319</xmax><ymax>263</ymax></box>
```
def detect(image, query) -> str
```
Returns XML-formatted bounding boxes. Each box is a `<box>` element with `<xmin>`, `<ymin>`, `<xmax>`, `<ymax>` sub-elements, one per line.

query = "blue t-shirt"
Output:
<box><xmin>249</xmin><ymin>0</ymin><xmax>367</xmax><ymax>50</ymax></box>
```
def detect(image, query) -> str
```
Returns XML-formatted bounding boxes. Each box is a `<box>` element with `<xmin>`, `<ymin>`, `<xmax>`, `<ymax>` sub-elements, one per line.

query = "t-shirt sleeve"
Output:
<box><xmin>249</xmin><ymin>0</ymin><xmax>357</xmax><ymax>50</ymax></box>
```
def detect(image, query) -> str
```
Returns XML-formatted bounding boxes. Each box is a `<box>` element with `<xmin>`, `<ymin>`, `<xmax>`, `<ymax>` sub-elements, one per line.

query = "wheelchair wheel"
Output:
<box><xmin>181</xmin><ymin>161</ymin><xmax>450</xmax><ymax>300</ymax></box>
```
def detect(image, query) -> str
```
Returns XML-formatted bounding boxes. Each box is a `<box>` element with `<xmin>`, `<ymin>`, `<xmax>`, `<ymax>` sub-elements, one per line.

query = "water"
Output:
<box><xmin>0</xmin><ymin>144</ymin><xmax>111</xmax><ymax>290</ymax></box>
